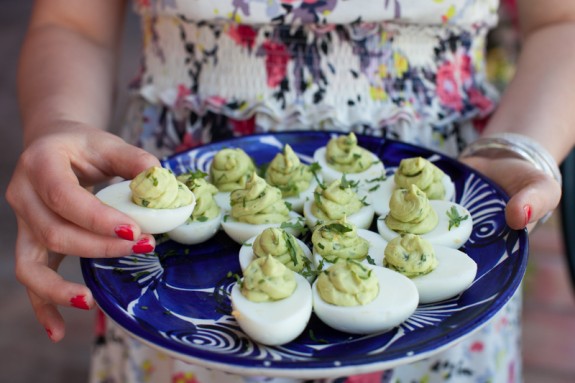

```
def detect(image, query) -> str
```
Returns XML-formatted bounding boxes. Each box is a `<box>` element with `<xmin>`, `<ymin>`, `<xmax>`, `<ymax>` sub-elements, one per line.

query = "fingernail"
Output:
<box><xmin>114</xmin><ymin>225</ymin><xmax>134</xmax><ymax>241</ymax></box>
<box><xmin>132</xmin><ymin>238</ymin><xmax>154</xmax><ymax>254</ymax></box>
<box><xmin>70</xmin><ymin>294</ymin><xmax>90</xmax><ymax>310</ymax></box>
<box><xmin>524</xmin><ymin>205</ymin><xmax>532</xmax><ymax>227</ymax></box>
<box><xmin>45</xmin><ymin>328</ymin><xmax>54</xmax><ymax>340</ymax></box>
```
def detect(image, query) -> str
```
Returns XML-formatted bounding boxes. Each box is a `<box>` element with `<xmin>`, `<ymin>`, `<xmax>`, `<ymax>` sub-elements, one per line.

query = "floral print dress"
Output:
<box><xmin>90</xmin><ymin>1</ymin><xmax>522</xmax><ymax>382</ymax></box>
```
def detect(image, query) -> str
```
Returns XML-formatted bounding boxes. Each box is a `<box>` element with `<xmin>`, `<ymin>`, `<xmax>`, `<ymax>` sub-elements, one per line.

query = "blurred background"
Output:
<box><xmin>1</xmin><ymin>1</ymin><xmax>574</xmax><ymax>383</ymax></box>
<box><xmin>0</xmin><ymin>2</ymin><xmax>139</xmax><ymax>382</ymax></box>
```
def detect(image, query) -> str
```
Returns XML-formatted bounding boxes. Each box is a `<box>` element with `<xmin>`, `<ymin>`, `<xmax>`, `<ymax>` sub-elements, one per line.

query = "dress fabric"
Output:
<box><xmin>90</xmin><ymin>1</ymin><xmax>522</xmax><ymax>382</ymax></box>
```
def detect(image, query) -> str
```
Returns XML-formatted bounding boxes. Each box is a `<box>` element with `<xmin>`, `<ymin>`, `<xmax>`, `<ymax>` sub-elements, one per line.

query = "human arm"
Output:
<box><xmin>6</xmin><ymin>0</ymin><xmax>160</xmax><ymax>342</ymax></box>
<box><xmin>461</xmin><ymin>0</ymin><xmax>575</xmax><ymax>229</ymax></box>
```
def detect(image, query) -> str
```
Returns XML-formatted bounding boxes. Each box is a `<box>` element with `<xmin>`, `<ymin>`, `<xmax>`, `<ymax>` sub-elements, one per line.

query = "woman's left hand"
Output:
<box><xmin>460</xmin><ymin>156</ymin><xmax>562</xmax><ymax>230</ymax></box>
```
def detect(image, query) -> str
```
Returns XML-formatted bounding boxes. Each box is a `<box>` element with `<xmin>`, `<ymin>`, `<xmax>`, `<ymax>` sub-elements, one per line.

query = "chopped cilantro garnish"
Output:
<box><xmin>446</xmin><ymin>206</ymin><xmax>469</xmax><ymax>230</ymax></box>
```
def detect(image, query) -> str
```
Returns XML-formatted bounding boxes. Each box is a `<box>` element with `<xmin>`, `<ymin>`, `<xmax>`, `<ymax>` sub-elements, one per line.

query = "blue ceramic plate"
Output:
<box><xmin>81</xmin><ymin>131</ymin><xmax>527</xmax><ymax>378</ymax></box>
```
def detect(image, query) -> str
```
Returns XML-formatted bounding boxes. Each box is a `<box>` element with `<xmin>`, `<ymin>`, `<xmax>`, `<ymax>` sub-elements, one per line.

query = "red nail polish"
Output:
<box><xmin>70</xmin><ymin>295</ymin><xmax>90</xmax><ymax>310</ymax></box>
<box><xmin>115</xmin><ymin>225</ymin><xmax>134</xmax><ymax>241</ymax></box>
<box><xmin>132</xmin><ymin>238</ymin><xmax>154</xmax><ymax>254</ymax></box>
<box><xmin>524</xmin><ymin>205</ymin><xmax>532</xmax><ymax>227</ymax></box>
<box><xmin>45</xmin><ymin>328</ymin><xmax>53</xmax><ymax>340</ymax></box>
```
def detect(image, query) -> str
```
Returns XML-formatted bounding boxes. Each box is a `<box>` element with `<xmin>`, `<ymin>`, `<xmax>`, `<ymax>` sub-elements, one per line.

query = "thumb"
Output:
<box><xmin>91</xmin><ymin>134</ymin><xmax>162</xmax><ymax>180</ymax></box>
<box><xmin>505</xmin><ymin>176</ymin><xmax>562</xmax><ymax>230</ymax></box>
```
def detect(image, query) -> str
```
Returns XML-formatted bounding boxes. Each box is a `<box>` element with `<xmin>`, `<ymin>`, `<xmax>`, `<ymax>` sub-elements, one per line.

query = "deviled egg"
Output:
<box><xmin>370</xmin><ymin>156</ymin><xmax>455</xmax><ymax>216</ymax></box>
<box><xmin>303</xmin><ymin>177</ymin><xmax>374</xmax><ymax>230</ymax></box>
<box><xmin>239</xmin><ymin>228</ymin><xmax>314</xmax><ymax>281</ymax></box>
<box><xmin>377</xmin><ymin>184</ymin><xmax>472</xmax><ymax>248</ymax></box>
<box><xmin>96</xmin><ymin>166</ymin><xmax>195</xmax><ymax>234</ymax></box>
<box><xmin>312</xmin><ymin>260</ymin><xmax>418</xmax><ymax>334</ymax></box>
<box><xmin>221</xmin><ymin>172</ymin><xmax>304</xmax><ymax>244</ymax></box>
<box><xmin>209</xmin><ymin>148</ymin><xmax>256</xmax><ymax>212</ymax></box>
<box><xmin>166</xmin><ymin>170</ymin><xmax>223</xmax><ymax>245</ymax></box>
<box><xmin>313</xmin><ymin>132</ymin><xmax>385</xmax><ymax>188</ymax></box>
<box><xmin>231</xmin><ymin>255</ymin><xmax>313</xmax><ymax>346</ymax></box>
<box><xmin>311</xmin><ymin>219</ymin><xmax>387</xmax><ymax>270</ymax></box>
<box><xmin>383</xmin><ymin>234</ymin><xmax>477</xmax><ymax>303</ymax></box>
<box><xmin>264</xmin><ymin>144</ymin><xmax>318</xmax><ymax>213</ymax></box>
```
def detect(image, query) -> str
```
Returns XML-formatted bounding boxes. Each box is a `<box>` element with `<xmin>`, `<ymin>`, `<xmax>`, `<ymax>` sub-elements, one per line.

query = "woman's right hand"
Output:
<box><xmin>6</xmin><ymin>121</ymin><xmax>161</xmax><ymax>342</ymax></box>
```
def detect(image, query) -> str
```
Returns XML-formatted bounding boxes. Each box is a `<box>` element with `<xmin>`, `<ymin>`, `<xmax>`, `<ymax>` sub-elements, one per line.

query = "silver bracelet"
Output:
<box><xmin>460</xmin><ymin>132</ymin><xmax>562</xmax><ymax>224</ymax></box>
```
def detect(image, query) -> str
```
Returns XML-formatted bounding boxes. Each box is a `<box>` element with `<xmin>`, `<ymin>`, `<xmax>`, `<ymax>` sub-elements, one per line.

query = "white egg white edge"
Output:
<box><xmin>95</xmin><ymin>180</ymin><xmax>196</xmax><ymax>235</ymax></box>
<box><xmin>166</xmin><ymin>209</ymin><xmax>224</xmax><ymax>245</ymax></box>
<box><xmin>370</xmin><ymin>174</ymin><xmax>456</xmax><ymax>217</ymax></box>
<box><xmin>221</xmin><ymin>211</ymin><xmax>304</xmax><ymax>244</ymax></box>
<box><xmin>376</xmin><ymin>200</ymin><xmax>473</xmax><ymax>249</ymax></box>
<box><xmin>230</xmin><ymin>272</ymin><xmax>313</xmax><ymax>346</ymax></box>
<box><xmin>302</xmin><ymin>200</ymin><xmax>375</xmax><ymax>231</ymax></box>
<box><xmin>312</xmin><ymin>229</ymin><xmax>387</xmax><ymax>271</ymax></box>
<box><xmin>283</xmin><ymin>176</ymin><xmax>319</xmax><ymax>214</ymax></box>
<box><xmin>213</xmin><ymin>191</ymin><xmax>232</xmax><ymax>213</ymax></box>
<box><xmin>312</xmin><ymin>266</ymin><xmax>419</xmax><ymax>335</ymax></box>
<box><xmin>411</xmin><ymin>245</ymin><xmax>478</xmax><ymax>304</ymax></box>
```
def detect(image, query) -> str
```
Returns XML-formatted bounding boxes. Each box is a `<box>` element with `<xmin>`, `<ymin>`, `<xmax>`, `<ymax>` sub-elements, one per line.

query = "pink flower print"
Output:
<box><xmin>496</xmin><ymin>316</ymin><xmax>509</xmax><ymax>331</ymax></box>
<box><xmin>436</xmin><ymin>62</ymin><xmax>463</xmax><ymax>111</ymax></box>
<box><xmin>206</xmin><ymin>96</ymin><xmax>227</xmax><ymax>108</ymax></box>
<box><xmin>344</xmin><ymin>371</ymin><xmax>386</xmax><ymax>383</ymax></box>
<box><xmin>228</xmin><ymin>25</ymin><xmax>257</xmax><ymax>50</ymax></box>
<box><xmin>457</xmin><ymin>54</ymin><xmax>472</xmax><ymax>85</ymax></box>
<box><xmin>310</xmin><ymin>24</ymin><xmax>337</xmax><ymax>34</ymax></box>
<box><xmin>508</xmin><ymin>360</ymin><xmax>516</xmax><ymax>383</ymax></box>
<box><xmin>177</xmin><ymin>84</ymin><xmax>190</xmax><ymax>98</ymax></box>
<box><xmin>472</xmin><ymin>115</ymin><xmax>490</xmax><ymax>134</ymax></box>
<box><xmin>175</xmin><ymin>84</ymin><xmax>191</xmax><ymax>109</ymax></box>
<box><xmin>231</xmin><ymin>116</ymin><xmax>256</xmax><ymax>136</ymax></box>
<box><xmin>470</xmin><ymin>341</ymin><xmax>485</xmax><ymax>353</ymax></box>
<box><xmin>175</xmin><ymin>132</ymin><xmax>202</xmax><ymax>153</ymax></box>
<box><xmin>172</xmin><ymin>372</ymin><xmax>200</xmax><ymax>383</ymax></box>
<box><xmin>262</xmin><ymin>40</ymin><xmax>291</xmax><ymax>88</ymax></box>
<box><xmin>468</xmin><ymin>88</ymin><xmax>493</xmax><ymax>114</ymax></box>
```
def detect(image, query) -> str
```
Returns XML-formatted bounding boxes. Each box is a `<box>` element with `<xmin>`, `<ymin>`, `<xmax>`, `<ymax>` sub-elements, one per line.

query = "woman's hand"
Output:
<box><xmin>6</xmin><ymin>122</ymin><xmax>161</xmax><ymax>342</ymax></box>
<box><xmin>460</xmin><ymin>156</ymin><xmax>562</xmax><ymax>230</ymax></box>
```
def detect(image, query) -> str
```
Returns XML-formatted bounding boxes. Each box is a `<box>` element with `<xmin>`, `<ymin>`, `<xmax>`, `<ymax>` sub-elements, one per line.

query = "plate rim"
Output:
<box><xmin>82</xmin><ymin>130</ymin><xmax>528</xmax><ymax>378</ymax></box>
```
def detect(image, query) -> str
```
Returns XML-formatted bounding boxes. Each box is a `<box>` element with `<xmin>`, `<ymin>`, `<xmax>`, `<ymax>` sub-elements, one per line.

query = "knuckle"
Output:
<box><xmin>39</xmin><ymin>225</ymin><xmax>65</xmax><ymax>253</ymax></box>
<box><xmin>44</xmin><ymin>185</ymin><xmax>69</xmax><ymax>211</ymax></box>
<box><xmin>14</xmin><ymin>262</ymin><xmax>28</xmax><ymax>286</ymax></box>
<box><xmin>102</xmin><ymin>244</ymin><xmax>118</xmax><ymax>258</ymax></box>
<box><xmin>5</xmin><ymin>183</ymin><xmax>18</xmax><ymax>208</ymax></box>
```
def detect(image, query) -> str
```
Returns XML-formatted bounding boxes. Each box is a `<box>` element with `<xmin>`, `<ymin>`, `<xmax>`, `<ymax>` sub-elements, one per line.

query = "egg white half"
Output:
<box><xmin>313</xmin><ymin>147</ymin><xmax>385</xmax><ymax>187</ymax></box>
<box><xmin>303</xmin><ymin>200</ymin><xmax>375</xmax><ymax>231</ymax></box>
<box><xmin>239</xmin><ymin>235</ymin><xmax>314</xmax><ymax>282</ymax></box>
<box><xmin>312</xmin><ymin>266</ymin><xmax>419</xmax><ymax>334</ymax></box>
<box><xmin>410</xmin><ymin>245</ymin><xmax>478</xmax><ymax>304</ymax></box>
<box><xmin>213</xmin><ymin>191</ymin><xmax>232</xmax><ymax>212</ymax></box>
<box><xmin>231</xmin><ymin>272</ymin><xmax>313</xmax><ymax>346</ymax></box>
<box><xmin>166</xmin><ymin>209</ymin><xmax>224</xmax><ymax>245</ymax></box>
<box><xmin>95</xmin><ymin>181</ymin><xmax>196</xmax><ymax>234</ymax></box>
<box><xmin>221</xmin><ymin>211</ymin><xmax>304</xmax><ymax>244</ymax></box>
<box><xmin>312</xmin><ymin>229</ymin><xmax>388</xmax><ymax>271</ymax></box>
<box><xmin>377</xmin><ymin>200</ymin><xmax>473</xmax><ymax>249</ymax></box>
<box><xmin>370</xmin><ymin>173</ymin><xmax>456</xmax><ymax>216</ymax></box>
<box><xmin>284</xmin><ymin>177</ymin><xmax>319</xmax><ymax>214</ymax></box>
